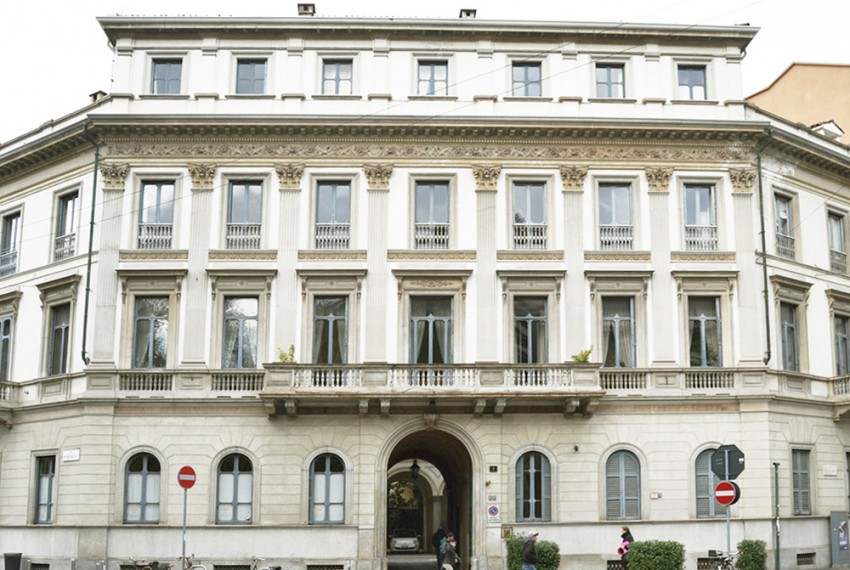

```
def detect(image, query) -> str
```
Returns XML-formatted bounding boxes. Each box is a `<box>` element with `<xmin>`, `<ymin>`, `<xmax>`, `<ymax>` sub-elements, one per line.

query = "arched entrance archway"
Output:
<box><xmin>385</xmin><ymin>428</ymin><xmax>475</xmax><ymax>568</ymax></box>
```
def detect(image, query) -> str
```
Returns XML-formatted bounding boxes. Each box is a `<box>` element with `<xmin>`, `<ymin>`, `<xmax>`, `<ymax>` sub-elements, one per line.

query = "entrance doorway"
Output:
<box><xmin>387</xmin><ymin>429</ymin><xmax>474</xmax><ymax>568</ymax></box>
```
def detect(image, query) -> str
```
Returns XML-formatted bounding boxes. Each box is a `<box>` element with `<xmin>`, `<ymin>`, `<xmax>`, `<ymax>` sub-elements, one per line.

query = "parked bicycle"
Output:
<box><xmin>251</xmin><ymin>557</ymin><xmax>281</xmax><ymax>570</ymax></box>
<box><xmin>178</xmin><ymin>555</ymin><xmax>207</xmax><ymax>570</ymax></box>
<box><xmin>708</xmin><ymin>549</ymin><xmax>738</xmax><ymax>570</ymax></box>
<box><xmin>128</xmin><ymin>559</ymin><xmax>173</xmax><ymax>570</ymax></box>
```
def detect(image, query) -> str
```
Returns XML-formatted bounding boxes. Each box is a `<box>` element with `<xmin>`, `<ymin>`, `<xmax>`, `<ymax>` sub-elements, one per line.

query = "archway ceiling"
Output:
<box><xmin>389</xmin><ymin>429</ymin><xmax>471</xmax><ymax>476</ymax></box>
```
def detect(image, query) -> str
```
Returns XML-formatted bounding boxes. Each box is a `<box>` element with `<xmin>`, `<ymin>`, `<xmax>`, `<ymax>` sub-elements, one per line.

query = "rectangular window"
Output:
<box><xmin>1</xmin><ymin>211</ymin><xmax>20</xmax><ymax>277</ymax></box>
<box><xmin>226</xmin><ymin>181</ymin><xmax>262</xmax><ymax>249</ymax></box>
<box><xmin>689</xmin><ymin>296</ymin><xmax>721</xmax><ymax>367</ymax></box>
<box><xmin>418</xmin><ymin>60</ymin><xmax>448</xmax><ymax>96</ymax></box>
<box><xmin>133</xmin><ymin>297</ymin><xmax>169</xmax><ymax>369</ymax></box>
<box><xmin>781</xmin><ymin>302</ymin><xmax>800</xmax><ymax>372</ymax></box>
<box><xmin>48</xmin><ymin>303</ymin><xmax>71</xmax><ymax>375</ymax></box>
<box><xmin>829</xmin><ymin>213</ymin><xmax>846</xmax><ymax>272</ymax></box>
<box><xmin>222</xmin><ymin>297</ymin><xmax>258</xmax><ymax>369</ymax></box>
<box><xmin>138</xmin><ymin>181</ymin><xmax>175</xmax><ymax>249</ymax></box>
<box><xmin>54</xmin><ymin>191</ymin><xmax>78</xmax><ymax>261</ymax></box>
<box><xmin>599</xmin><ymin>183</ymin><xmax>632</xmax><ymax>250</ymax></box>
<box><xmin>35</xmin><ymin>455</ymin><xmax>56</xmax><ymax>524</ymax></box>
<box><xmin>235</xmin><ymin>59</ymin><xmax>266</xmax><ymax>94</ymax></box>
<box><xmin>410</xmin><ymin>297</ymin><xmax>452</xmax><ymax>364</ymax></box>
<box><xmin>414</xmin><ymin>181</ymin><xmax>450</xmax><ymax>249</ymax></box>
<box><xmin>322</xmin><ymin>59</ymin><xmax>353</xmax><ymax>95</ymax></box>
<box><xmin>596</xmin><ymin>64</ymin><xmax>625</xmax><ymax>98</ymax></box>
<box><xmin>511</xmin><ymin>62</ymin><xmax>542</xmax><ymax>97</ymax></box>
<box><xmin>313</xmin><ymin>296</ymin><xmax>348</xmax><ymax>364</ymax></box>
<box><xmin>775</xmin><ymin>194</ymin><xmax>795</xmax><ymax>258</ymax></box>
<box><xmin>836</xmin><ymin>315</ymin><xmax>850</xmax><ymax>376</ymax></box>
<box><xmin>678</xmin><ymin>65</ymin><xmax>707</xmax><ymax>100</ymax></box>
<box><xmin>513</xmin><ymin>182</ymin><xmax>546</xmax><ymax>249</ymax></box>
<box><xmin>315</xmin><ymin>182</ymin><xmax>351</xmax><ymax>249</ymax></box>
<box><xmin>151</xmin><ymin>58</ymin><xmax>182</xmax><ymax>94</ymax></box>
<box><xmin>602</xmin><ymin>297</ymin><xmax>636</xmax><ymax>368</ymax></box>
<box><xmin>684</xmin><ymin>184</ymin><xmax>717</xmax><ymax>251</ymax></box>
<box><xmin>514</xmin><ymin>297</ymin><xmax>547</xmax><ymax>364</ymax></box>
<box><xmin>0</xmin><ymin>315</ymin><xmax>12</xmax><ymax>382</ymax></box>
<box><xmin>792</xmin><ymin>449</ymin><xmax>811</xmax><ymax>515</ymax></box>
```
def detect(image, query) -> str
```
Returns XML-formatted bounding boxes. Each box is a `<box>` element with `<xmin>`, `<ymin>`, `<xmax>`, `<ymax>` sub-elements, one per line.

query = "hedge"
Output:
<box><xmin>504</xmin><ymin>535</ymin><xmax>560</xmax><ymax>570</ymax></box>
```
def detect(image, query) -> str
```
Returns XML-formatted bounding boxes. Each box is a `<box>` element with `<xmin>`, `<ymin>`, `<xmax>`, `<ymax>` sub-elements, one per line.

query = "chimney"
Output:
<box><xmin>298</xmin><ymin>3</ymin><xmax>316</xmax><ymax>16</ymax></box>
<box><xmin>459</xmin><ymin>8</ymin><xmax>477</xmax><ymax>19</ymax></box>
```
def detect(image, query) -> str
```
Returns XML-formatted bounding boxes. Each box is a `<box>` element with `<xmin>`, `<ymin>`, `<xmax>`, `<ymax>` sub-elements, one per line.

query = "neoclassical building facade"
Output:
<box><xmin>1</xmin><ymin>12</ymin><xmax>850</xmax><ymax>570</ymax></box>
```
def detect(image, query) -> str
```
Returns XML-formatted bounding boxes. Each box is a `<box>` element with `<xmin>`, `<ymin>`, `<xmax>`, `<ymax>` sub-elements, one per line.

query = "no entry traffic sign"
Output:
<box><xmin>178</xmin><ymin>465</ymin><xmax>196</xmax><ymax>489</ymax></box>
<box><xmin>714</xmin><ymin>480</ymin><xmax>741</xmax><ymax>506</ymax></box>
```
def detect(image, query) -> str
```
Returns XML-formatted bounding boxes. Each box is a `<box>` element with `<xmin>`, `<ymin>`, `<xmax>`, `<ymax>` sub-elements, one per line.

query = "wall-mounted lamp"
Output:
<box><xmin>410</xmin><ymin>460</ymin><xmax>420</xmax><ymax>479</ymax></box>
<box><xmin>573</xmin><ymin>445</ymin><xmax>579</xmax><ymax>452</ymax></box>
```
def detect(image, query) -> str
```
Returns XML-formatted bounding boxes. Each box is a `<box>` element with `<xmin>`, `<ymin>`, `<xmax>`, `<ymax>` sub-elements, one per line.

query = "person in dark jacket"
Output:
<box><xmin>521</xmin><ymin>532</ymin><xmax>538</xmax><ymax>570</ymax></box>
<box><xmin>441</xmin><ymin>536</ymin><xmax>460</xmax><ymax>570</ymax></box>
<box><xmin>431</xmin><ymin>524</ymin><xmax>447</xmax><ymax>569</ymax></box>
<box><xmin>618</xmin><ymin>526</ymin><xmax>634</xmax><ymax>569</ymax></box>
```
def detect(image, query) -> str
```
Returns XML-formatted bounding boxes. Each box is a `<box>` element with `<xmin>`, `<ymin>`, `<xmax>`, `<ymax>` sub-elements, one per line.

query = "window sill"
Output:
<box><xmin>225</xmin><ymin>94</ymin><xmax>275</xmax><ymax>99</ymax></box>
<box><xmin>473</xmin><ymin>95</ymin><xmax>497</xmax><ymax>102</ymax></box>
<box><xmin>642</xmin><ymin>97</ymin><xmax>667</xmax><ymax>105</ymax></box>
<box><xmin>587</xmin><ymin>97</ymin><xmax>638</xmax><ymax>104</ymax></box>
<box><xmin>138</xmin><ymin>94</ymin><xmax>191</xmax><ymax>100</ymax></box>
<box><xmin>368</xmin><ymin>93</ymin><xmax>393</xmax><ymax>101</ymax></box>
<box><xmin>407</xmin><ymin>95</ymin><xmax>458</xmax><ymax>101</ymax></box>
<box><xmin>281</xmin><ymin>92</ymin><xmax>306</xmax><ymax>100</ymax></box>
<box><xmin>312</xmin><ymin>94</ymin><xmax>362</xmax><ymax>100</ymax></box>
<box><xmin>670</xmin><ymin>99</ymin><xmax>719</xmax><ymax>105</ymax></box>
<box><xmin>502</xmin><ymin>96</ymin><xmax>553</xmax><ymax>102</ymax></box>
<box><xmin>558</xmin><ymin>96</ymin><xmax>583</xmax><ymax>103</ymax></box>
<box><xmin>194</xmin><ymin>92</ymin><xmax>220</xmax><ymax>100</ymax></box>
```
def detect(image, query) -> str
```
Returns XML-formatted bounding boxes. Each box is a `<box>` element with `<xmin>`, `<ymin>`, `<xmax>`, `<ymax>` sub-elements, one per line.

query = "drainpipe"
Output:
<box><xmin>81</xmin><ymin>123</ymin><xmax>99</xmax><ymax>365</ymax></box>
<box><xmin>756</xmin><ymin>129</ymin><xmax>774</xmax><ymax>365</ymax></box>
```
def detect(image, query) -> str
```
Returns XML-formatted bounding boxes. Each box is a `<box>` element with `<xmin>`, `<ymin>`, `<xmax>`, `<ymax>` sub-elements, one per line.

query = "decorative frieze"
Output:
<box><xmin>645</xmin><ymin>167</ymin><xmax>672</xmax><ymax>192</ymax></box>
<box><xmin>275</xmin><ymin>163</ymin><xmax>304</xmax><ymax>190</ymax></box>
<box><xmin>729</xmin><ymin>167</ymin><xmax>757</xmax><ymax>193</ymax></box>
<box><xmin>496</xmin><ymin>251</ymin><xmax>564</xmax><ymax>261</ymax></box>
<box><xmin>100</xmin><ymin>162</ymin><xmax>129</xmax><ymax>191</ymax></box>
<box><xmin>188</xmin><ymin>163</ymin><xmax>217</xmax><ymax>191</ymax></box>
<box><xmin>560</xmin><ymin>165</ymin><xmax>588</xmax><ymax>192</ymax></box>
<box><xmin>387</xmin><ymin>250</ymin><xmax>476</xmax><ymax>261</ymax></box>
<box><xmin>363</xmin><ymin>164</ymin><xmax>393</xmax><ymax>190</ymax></box>
<box><xmin>472</xmin><ymin>164</ymin><xmax>501</xmax><ymax>191</ymax></box>
<box><xmin>584</xmin><ymin>251</ymin><xmax>651</xmax><ymax>262</ymax></box>
<box><xmin>670</xmin><ymin>251</ymin><xmax>736</xmax><ymax>262</ymax></box>
<box><xmin>298</xmin><ymin>251</ymin><xmax>368</xmax><ymax>261</ymax></box>
<box><xmin>208</xmin><ymin>250</ymin><xmax>278</xmax><ymax>261</ymax></box>
<box><xmin>119</xmin><ymin>250</ymin><xmax>189</xmax><ymax>261</ymax></box>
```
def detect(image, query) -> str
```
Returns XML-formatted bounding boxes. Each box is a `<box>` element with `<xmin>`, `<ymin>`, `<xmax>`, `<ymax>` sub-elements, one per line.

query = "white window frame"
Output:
<box><xmin>774</xmin><ymin>191</ymin><xmax>797</xmax><ymax>259</ymax></box>
<box><xmin>827</xmin><ymin>289</ymin><xmax>850</xmax><ymax>377</ymax></box>
<box><xmin>53</xmin><ymin>187</ymin><xmax>80</xmax><ymax>261</ymax></box>
<box><xmin>675</xmin><ymin>62</ymin><xmax>709</xmax><ymax>100</ymax></box>
<box><xmin>123</xmin><ymin>451</ymin><xmax>163</xmax><ymax>524</ymax></box>
<box><xmin>596</xmin><ymin>178</ymin><xmax>636</xmax><ymax>250</ymax></box>
<box><xmin>220</xmin><ymin>174</ymin><xmax>270</xmax><ymax>250</ymax></box>
<box><xmin>694</xmin><ymin>447</ymin><xmax>727</xmax><ymax>519</ymax></box>
<box><xmin>0</xmin><ymin>207</ymin><xmax>22</xmax><ymax>277</ymax></box>
<box><xmin>233</xmin><ymin>55</ymin><xmax>270</xmax><ymax>95</ymax></box>
<box><xmin>298</xmin><ymin>269</ymin><xmax>365</xmax><ymax>367</ymax></box>
<box><xmin>215</xmin><ymin>451</ymin><xmax>255</xmax><ymax>525</ymax></box>
<box><xmin>498</xmin><ymin>271</ymin><xmax>563</xmax><ymax>364</ymax></box>
<box><xmin>304</xmin><ymin>448</ymin><xmax>352</xmax><ymax>525</ymax></box>
<box><xmin>603</xmin><ymin>448</ymin><xmax>642</xmax><ymax>520</ymax></box>
<box><xmin>415</xmin><ymin>58</ymin><xmax>450</xmax><ymax>97</ymax></box>
<box><xmin>791</xmin><ymin>447</ymin><xmax>813</xmax><ymax>516</ymax></box>
<box><xmin>674</xmin><ymin>272</ymin><xmax>735</xmax><ymax>368</ymax></box>
<box><xmin>311</xmin><ymin>174</ymin><xmax>357</xmax><ymax>250</ymax></box>
<box><xmin>510</xmin><ymin>59</ymin><xmax>543</xmax><ymax>97</ymax></box>
<box><xmin>508</xmin><ymin>176</ymin><xmax>552</xmax><ymax>250</ymax></box>
<box><xmin>320</xmin><ymin>56</ymin><xmax>355</xmax><ymax>96</ymax></box>
<box><xmin>149</xmin><ymin>55</ymin><xmax>184</xmax><ymax>95</ymax></box>
<box><xmin>33</xmin><ymin>453</ymin><xmax>57</xmax><ymax>524</ymax></box>
<box><xmin>512</xmin><ymin>446</ymin><xmax>555</xmax><ymax>522</ymax></box>
<box><xmin>828</xmin><ymin>210</ymin><xmax>847</xmax><ymax>273</ymax></box>
<box><xmin>0</xmin><ymin>291</ymin><xmax>21</xmax><ymax>383</ymax></box>
<box><xmin>771</xmin><ymin>275</ymin><xmax>810</xmax><ymax>373</ymax></box>
<box><xmin>411</xmin><ymin>178</ymin><xmax>454</xmax><ymax>250</ymax></box>
<box><xmin>588</xmin><ymin>272</ymin><xmax>649</xmax><ymax>369</ymax></box>
<box><xmin>37</xmin><ymin>275</ymin><xmax>80</xmax><ymax>377</ymax></box>
<box><xmin>118</xmin><ymin>270</ymin><xmax>185</xmax><ymax>369</ymax></box>
<box><xmin>594</xmin><ymin>60</ymin><xmax>627</xmax><ymax>99</ymax></box>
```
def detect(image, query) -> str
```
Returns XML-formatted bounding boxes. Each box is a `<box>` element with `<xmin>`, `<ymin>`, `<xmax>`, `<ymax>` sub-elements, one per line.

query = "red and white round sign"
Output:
<box><xmin>714</xmin><ymin>480</ymin><xmax>740</xmax><ymax>506</ymax></box>
<box><xmin>178</xmin><ymin>465</ymin><xmax>196</xmax><ymax>489</ymax></box>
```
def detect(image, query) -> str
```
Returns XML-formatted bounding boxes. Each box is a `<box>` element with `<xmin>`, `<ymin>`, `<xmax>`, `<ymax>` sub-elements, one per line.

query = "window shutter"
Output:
<box><xmin>515</xmin><ymin>455</ymin><xmax>524</xmax><ymax>520</ymax></box>
<box><xmin>606</xmin><ymin>454</ymin><xmax>622</xmax><ymax>519</ymax></box>
<box><xmin>541</xmin><ymin>455</ymin><xmax>551</xmax><ymax>521</ymax></box>
<box><xmin>622</xmin><ymin>453</ymin><xmax>640</xmax><ymax>519</ymax></box>
<box><xmin>695</xmin><ymin>450</ymin><xmax>711</xmax><ymax>518</ymax></box>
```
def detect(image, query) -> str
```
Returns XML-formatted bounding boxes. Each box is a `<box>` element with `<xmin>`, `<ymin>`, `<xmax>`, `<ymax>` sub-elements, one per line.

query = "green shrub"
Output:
<box><xmin>736</xmin><ymin>539</ymin><xmax>767</xmax><ymax>570</ymax></box>
<box><xmin>504</xmin><ymin>535</ymin><xmax>560</xmax><ymax>570</ymax></box>
<box><xmin>627</xmin><ymin>540</ymin><xmax>684</xmax><ymax>570</ymax></box>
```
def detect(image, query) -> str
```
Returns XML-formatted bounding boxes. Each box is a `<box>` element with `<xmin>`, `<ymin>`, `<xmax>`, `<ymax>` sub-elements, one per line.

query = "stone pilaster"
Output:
<box><xmin>474</xmin><ymin>165</ymin><xmax>500</xmax><ymax>362</ymax></box>
<box><xmin>562</xmin><ymin>168</ymin><xmax>586</xmax><ymax>359</ymax></box>
<box><xmin>275</xmin><ymin>163</ymin><xmax>304</xmax><ymax>356</ymax></box>
<box><xmin>648</xmin><ymin>175</ymin><xmax>674</xmax><ymax>364</ymax></box>
<box><xmin>364</xmin><ymin>164</ymin><xmax>393</xmax><ymax>362</ymax></box>
<box><xmin>731</xmin><ymin>169</ymin><xmax>762</xmax><ymax>364</ymax></box>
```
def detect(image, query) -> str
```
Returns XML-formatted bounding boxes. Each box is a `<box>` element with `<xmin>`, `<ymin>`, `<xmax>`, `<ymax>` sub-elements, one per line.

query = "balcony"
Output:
<box><xmin>776</xmin><ymin>233</ymin><xmax>795</xmax><ymax>258</ymax></box>
<box><xmin>831</xmin><ymin>248</ymin><xmax>847</xmax><ymax>273</ymax></box>
<box><xmin>599</xmin><ymin>225</ymin><xmax>633</xmax><ymax>250</ymax></box>
<box><xmin>315</xmin><ymin>223</ymin><xmax>350</xmax><ymax>249</ymax></box>
<box><xmin>0</xmin><ymin>249</ymin><xmax>17</xmax><ymax>276</ymax></box>
<box><xmin>414</xmin><ymin>223</ymin><xmax>449</xmax><ymax>249</ymax></box>
<box><xmin>684</xmin><ymin>225</ymin><xmax>718</xmax><ymax>251</ymax></box>
<box><xmin>513</xmin><ymin>224</ymin><xmax>547</xmax><ymax>249</ymax></box>
<box><xmin>137</xmin><ymin>223</ymin><xmax>173</xmax><ymax>249</ymax></box>
<box><xmin>54</xmin><ymin>233</ymin><xmax>76</xmax><ymax>260</ymax></box>
<box><xmin>226</xmin><ymin>223</ymin><xmax>261</xmax><ymax>249</ymax></box>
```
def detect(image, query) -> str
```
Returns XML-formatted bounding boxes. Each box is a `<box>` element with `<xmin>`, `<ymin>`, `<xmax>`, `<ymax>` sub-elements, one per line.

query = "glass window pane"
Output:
<box><xmin>314</xmin><ymin>473</ymin><xmax>327</xmax><ymax>503</ymax></box>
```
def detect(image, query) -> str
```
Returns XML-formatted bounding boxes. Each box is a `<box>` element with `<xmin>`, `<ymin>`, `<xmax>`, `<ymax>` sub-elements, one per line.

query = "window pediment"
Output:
<box><xmin>770</xmin><ymin>274</ymin><xmax>812</xmax><ymax>306</ymax></box>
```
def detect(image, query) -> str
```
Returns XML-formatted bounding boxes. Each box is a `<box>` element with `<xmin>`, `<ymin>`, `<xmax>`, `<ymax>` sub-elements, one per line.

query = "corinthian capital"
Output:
<box><xmin>729</xmin><ymin>167</ymin><xmax>757</xmax><ymax>193</ymax></box>
<box><xmin>472</xmin><ymin>164</ymin><xmax>501</xmax><ymax>191</ymax></box>
<box><xmin>645</xmin><ymin>167</ymin><xmax>673</xmax><ymax>192</ymax></box>
<box><xmin>559</xmin><ymin>165</ymin><xmax>588</xmax><ymax>192</ymax></box>
<box><xmin>275</xmin><ymin>163</ymin><xmax>305</xmax><ymax>190</ymax></box>
<box><xmin>188</xmin><ymin>163</ymin><xmax>217</xmax><ymax>191</ymax></box>
<box><xmin>99</xmin><ymin>163</ymin><xmax>129</xmax><ymax>191</ymax></box>
<box><xmin>363</xmin><ymin>164</ymin><xmax>393</xmax><ymax>190</ymax></box>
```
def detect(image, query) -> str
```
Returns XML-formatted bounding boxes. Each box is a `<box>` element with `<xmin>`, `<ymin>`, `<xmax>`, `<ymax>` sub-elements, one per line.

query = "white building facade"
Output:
<box><xmin>1</xmin><ymin>13</ymin><xmax>850</xmax><ymax>570</ymax></box>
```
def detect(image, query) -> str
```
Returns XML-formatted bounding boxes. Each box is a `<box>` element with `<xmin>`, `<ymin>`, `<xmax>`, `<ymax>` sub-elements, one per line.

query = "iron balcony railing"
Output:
<box><xmin>513</xmin><ymin>224</ymin><xmax>547</xmax><ymax>249</ymax></box>
<box><xmin>54</xmin><ymin>234</ymin><xmax>76</xmax><ymax>261</ymax></box>
<box><xmin>831</xmin><ymin>249</ymin><xmax>847</xmax><ymax>273</ymax></box>
<box><xmin>414</xmin><ymin>223</ymin><xmax>450</xmax><ymax>249</ymax></box>
<box><xmin>0</xmin><ymin>250</ymin><xmax>17</xmax><ymax>277</ymax></box>
<box><xmin>684</xmin><ymin>225</ymin><xmax>718</xmax><ymax>251</ymax></box>
<box><xmin>599</xmin><ymin>225</ymin><xmax>634</xmax><ymax>250</ymax></box>
<box><xmin>776</xmin><ymin>233</ymin><xmax>795</xmax><ymax>258</ymax></box>
<box><xmin>137</xmin><ymin>223</ymin><xmax>173</xmax><ymax>249</ymax></box>
<box><xmin>315</xmin><ymin>223</ymin><xmax>350</xmax><ymax>249</ymax></box>
<box><xmin>226</xmin><ymin>223</ymin><xmax>262</xmax><ymax>249</ymax></box>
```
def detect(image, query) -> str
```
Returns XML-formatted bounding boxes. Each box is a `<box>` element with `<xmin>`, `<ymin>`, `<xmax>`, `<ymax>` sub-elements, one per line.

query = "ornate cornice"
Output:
<box><xmin>298</xmin><ymin>250</ymin><xmax>367</xmax><ymax>261</ymax></box>
<box><xmin>584</xmin><ymin>251</ymin><xmax>651</xmax><ymax>262</ymax></box>
<box><xmin>275</xmin><ymin>163</ymin><xmax>304</xmax><ymax>190</ymax></box>
<box><xmin>671</xmin><ymin>251</ymin><xmax>736</xmax><ymax>262</ymax></box>
<box><xmin>387</xmin><ymin>250</ymin><xmax>476</xmax><ymax>261</ymax></box>
<box><xmin>100</xmin><ymin>162</ymin><xmax>129</xmax><ymax>191</ymax></box>
<box><xmin>208</xmin><ymin>250</ymin><xmax>278</xmax><ymax>261</ymax></box>
<box><xmin>188</xmin><ymin>163</ymin><xmax>217</xmax><ymax>191</ymax></box>
<box><xmin>119</xmin><ymin>250</ymin><xmax>189</xmax><ymax>261</ymax></box>
<box><xmin>560</xmin><ymin>165</ymin><xmax>588</xmax><ymax>192</ymax></box>
<box><xmin>729</xmin><ymin>167</ymin><xmax>757</xmax><ymax>193</ymax></box>
<box><xmin>645</xmin><ymin>167</ymin><xmax>672</xmax><ymax>192</ymax></box>
<box><xmin>496</xmin><ymin>251</ymin><xmax>565</xmax><ymax>261</ymax></box>
<box><xmin>472</xmin><ymin>164</ymin><xmax>501</xmax><ymax>191</ymax></box>
<box><xmin>363</xmin><ymin>164</ymin><xmax>393</xmax><ymax>190</ymax></box>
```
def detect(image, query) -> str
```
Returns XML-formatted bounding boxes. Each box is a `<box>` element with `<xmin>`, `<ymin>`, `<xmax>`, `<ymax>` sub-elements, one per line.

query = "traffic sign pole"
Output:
<box><xmin>182</xmin><ymin>487</ymin><xmax>188</xmax><ymax>563</ymax></box>
<box><xmin>725</xmin><ymin>449</ymin><xmax>731</xmax><ymax>556</ymax></box>
<box><xmin>177</xmin><ymin>466</ymin><xmax>196</xmax><ymax>566</ymax></box>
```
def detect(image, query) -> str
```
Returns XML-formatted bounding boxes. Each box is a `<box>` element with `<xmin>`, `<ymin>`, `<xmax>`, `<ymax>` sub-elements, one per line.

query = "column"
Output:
<box><xmin>364</xmin><ymin>164</ymin><xmax>393</xmax><ymax>362</ymax></box>
<box><xmin>473</xmin><ymin>165</ymin><xmax>500</xmax><ymax>363</ymax></box>
<box><xmin>274</xmin><ymin>163</ymin><xmax>304</xmax><ymax>354</ymax></box>
<box><xmin>561</xmin><ymin>166</ymin><xmax>588</xmax><ymax>357</ymax></box>
<box><xmin>730</xmin><ymin>167</ymin><xmax>762</xmax><ymax>364</ymax></box>
<box><xmin>646</xmin><ymin>167</ymin><xmax>675</xmax><ymax>364</ymax></box>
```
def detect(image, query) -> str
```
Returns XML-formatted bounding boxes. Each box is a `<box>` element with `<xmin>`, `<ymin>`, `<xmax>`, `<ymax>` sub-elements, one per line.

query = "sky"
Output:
<box><xmin>1</xmin><ymin>0</ymin><xmax>848</xmax><ymax>143</ymax></box>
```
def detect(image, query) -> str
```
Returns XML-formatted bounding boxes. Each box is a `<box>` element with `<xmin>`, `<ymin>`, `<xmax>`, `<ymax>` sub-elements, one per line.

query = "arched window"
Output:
<box><xmin>125</xmin><ymin>453</ymin><xmax>161</xmax><ymax>523</ymax></box>
<box><xmin>606</xmin><ymin>450</ymin><xmax>640</xmax><ymax>520</ymax></box>
<box><xmin>217</xmin><ymin>453</ymin><xmax>253</xmax><ymax>524</ymax></box>
<box><xmin>310</xmin><ymin>453</ymin><xmax>345</xmax><ymax>524</ymax></box>
<box><xmin>515</xmin><ymin>451</ymin><xmax>551</xmax><ymax>521</ymax></box>
<box><xmin>696</xmin><ymin>448</ymin><xmax>727</xmax><ymax>518</ymax></box>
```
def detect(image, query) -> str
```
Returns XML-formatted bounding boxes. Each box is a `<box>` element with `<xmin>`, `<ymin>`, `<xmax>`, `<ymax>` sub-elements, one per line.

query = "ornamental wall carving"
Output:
<box><xmin>208</xmin><ymin>250</ymin><xmax>278</xmax><ymax>261</ymax></box>
<box><xmin>584</xmin><ymin>251</ymin><xmax>651</xmax><ymax>262</ymax></box>
<box><xmin>274</xmin><ymin>163</ymin><xmax>304</xmax><ymax>190</ymax></box>
<box><xmin>670</xmin><ymin>251</ymin><xmax>736</xmax><ymax>262</ymax></box>
<box><xmin>363</xmin><ymin>164</ymin><xmax>393</xmax><ymax>189</ymax></box>
<box><xmin>496</xmin><ymin>251</ymin><xmax>565</xmax><ymax>261</ymax></box>
<box><xmin>472</xmin><ymin>164</ymin><xmax>501</xmax><ymax>190</ymax></box>
<box><xmin>645</xmin><ymin>167</ymin><xmax>672</xmax><ymax>192</ymax></box>
<box><xmin>119</xmin><ymin>250</ymin><xmax>189</xmax><ymax>261</ymax></box>
<box><xmin>560</xmin><ymin>165</ymin><xmax>588</xmax><ymax>191</ymax></box>
<box><xmin>188</xmin><ymin>163</ymin><xmax>217</xmax><ymax>190</ymax></box>
<box><xmin>105</xmin><ymin>141</ymin><xmax>753</xmax><ymax>164</ymax></box>
<box><xmin>729</xmin><ymin>167</ymin><xmax>757</xmax><ymax>193</ymax></box>
<box><xmin>387</xmin><ymin>250</ymin><xmax>476</xmax><ymax>261</ymax></box>
<box><xmin>298</xmin><ymin>251</ymin><xmax>368</xmax><ymax>260</ymax></box>
<box><xmin>100</xmin><ymin>163</ymin><xmax>129</xmax><ymax>190</ymax></box>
